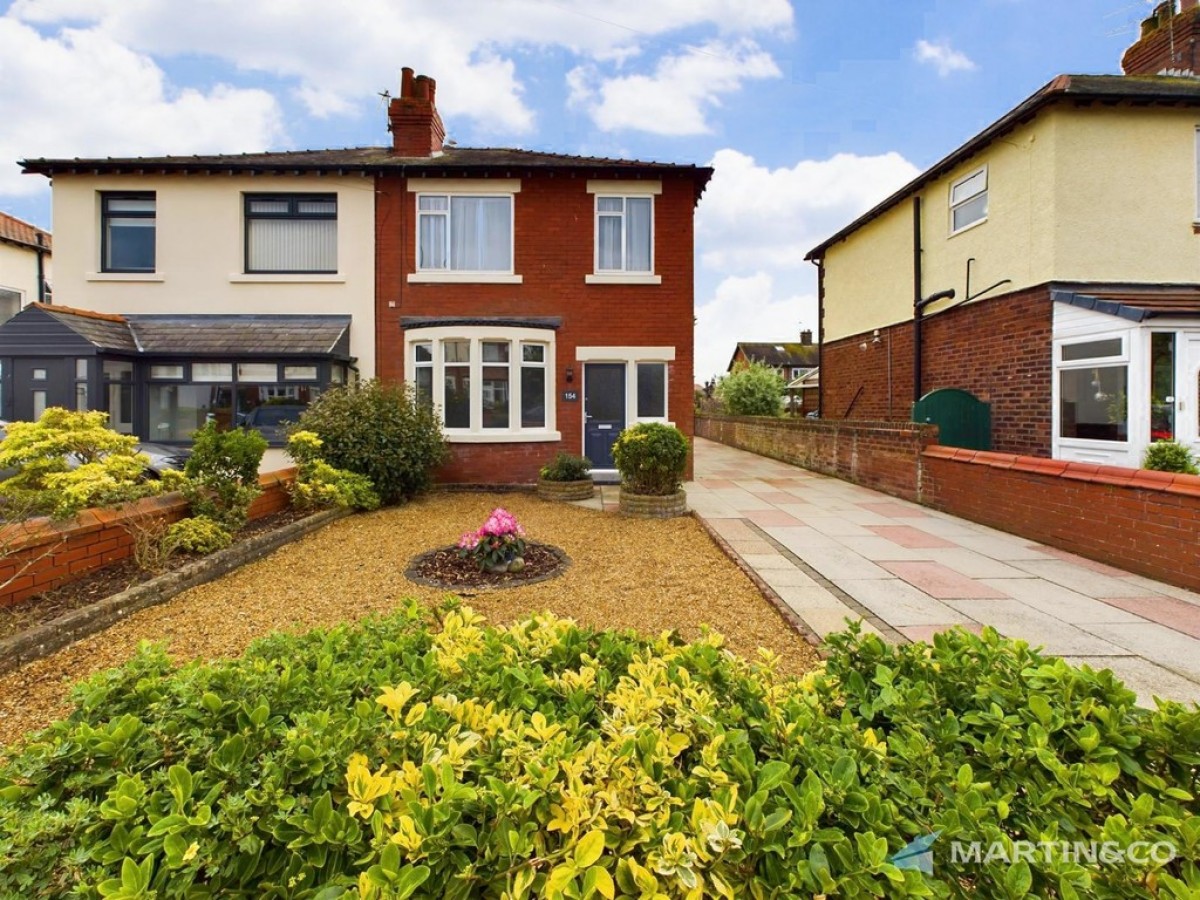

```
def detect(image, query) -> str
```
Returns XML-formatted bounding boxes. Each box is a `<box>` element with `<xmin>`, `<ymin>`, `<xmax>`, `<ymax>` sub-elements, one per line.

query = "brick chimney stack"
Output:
<box><xmin>1122</xmin><ymin>1</ymin><xmax>1200</xmax><ymax>76</ymax></box>
<box><xmin>800</xmin><ymin>328</ymin><xmax>813</xmax><ymax>346</ymax></box>
<box><xmin>388</xmin><ymin>67</ymin><xmax>446</xmax><ymax>157</ymax></box>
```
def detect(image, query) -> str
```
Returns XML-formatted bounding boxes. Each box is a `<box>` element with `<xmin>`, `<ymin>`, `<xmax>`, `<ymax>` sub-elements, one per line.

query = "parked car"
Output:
<box><xmin>238</xmin><ymin>404</ymin><xmax>307</xmax><ymax>444</ymax></box>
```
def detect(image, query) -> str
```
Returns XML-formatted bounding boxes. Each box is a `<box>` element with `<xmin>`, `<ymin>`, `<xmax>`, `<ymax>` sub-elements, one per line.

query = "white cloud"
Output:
<box><xmin>696</xmin><ymin>148</ymin><xmax>920</xmax><ymax>272</ymax></box>
<box><xmin>0</xmin><ymin>18</ymin><xmax>283</xmax><ymax>196</ymax></box>
<box><xmin>913</xmin><ymin>39</ymin><xmax>977</xmax><ymax>77</ymax></box>
<box><xmin>568</xmin><ymin>40</ymin><xmax>780</xmax><ymax>135</ymax></box>
<box><xmin>8</xmin><ymin>0</ymin><xmax>792</xmax><ymax>135</ymax></box>
<box><xmin>694</xmin><ymin>273</ymin><xmax>816</xmax><ymax>383</ymax></box>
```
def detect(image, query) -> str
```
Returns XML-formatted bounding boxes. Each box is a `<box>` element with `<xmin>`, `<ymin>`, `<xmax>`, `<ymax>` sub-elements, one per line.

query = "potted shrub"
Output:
<box><xmin>611</xmin><ymin>422</ymin><xmax>689</xmax><ymax>518</ymax></box>
<box><xmin>537</xmin><ymin>452</ymin><xmax>594</xmax><ymax>501</ymax></box>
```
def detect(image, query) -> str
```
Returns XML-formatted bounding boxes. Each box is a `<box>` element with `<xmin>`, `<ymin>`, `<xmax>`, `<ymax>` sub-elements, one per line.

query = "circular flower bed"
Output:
<box><xmin>406</xmin><ymin>542</ymin><xmax>571</xmax><ymax>590</ymax></box>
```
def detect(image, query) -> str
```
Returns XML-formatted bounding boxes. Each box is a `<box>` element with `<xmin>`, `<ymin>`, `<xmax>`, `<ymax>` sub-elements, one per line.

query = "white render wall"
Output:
<box><xmin>0</xmin><ymin>239</ymin><xmax>45</xmax><ymax>309</ymax></box>
<box><xmin>49</xmin><ymin>173</ymin><xmax>376</xmax><ymax>376</ymax></box>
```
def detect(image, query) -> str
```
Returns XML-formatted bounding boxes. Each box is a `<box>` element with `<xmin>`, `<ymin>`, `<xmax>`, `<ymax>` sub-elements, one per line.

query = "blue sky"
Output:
<box><xmin>0</xmin><ymin>0</ymin><xmax>1144</xmax><ymax>379</ymax></box>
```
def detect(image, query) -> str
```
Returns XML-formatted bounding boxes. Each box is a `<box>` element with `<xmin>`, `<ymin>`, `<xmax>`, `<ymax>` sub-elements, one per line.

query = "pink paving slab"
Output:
<box><xmin>881</xmin><ymin>561</ymin><xmax>1009</xmax><ymax>599</ymax></box>
<box><xmin>1100</xmin><ymin>596</ymin><xmax>1200</xmax><ymax>640</ymax></box>
<box><xmin>745</xmin><ymin>509</ymin><xmax>806</xmax><ymax>528</ymax></box>
<box><xmin>1036</xmin><ymin>546</ymin><xmax>1133</xmax><ymax>578</ymax></box>
<box><xmin>867</xmin><ymin>525</ymin><xmax>956</xmax><ymax>549</ymax></box>
<box><xmin>858</xmin><ymin>502</ymin><xmax>929</xmax><ymax>518</ymax></box>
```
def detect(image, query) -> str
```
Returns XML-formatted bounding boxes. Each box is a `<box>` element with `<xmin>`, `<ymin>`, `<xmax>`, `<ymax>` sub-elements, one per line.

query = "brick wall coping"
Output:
<box><xmin>0</xmin><ymin>467</ymin><xmax>299</xmax><ymax>555</ymax></box>
<box><xmin>923</xmin><ymin>446</ymin><xmax>1200</xmax><ymax>498</ymax></box>
<box><xmin>696</xmin><ymin>413</ymin><xmax>936</xmax><ymax>437</ymax></box>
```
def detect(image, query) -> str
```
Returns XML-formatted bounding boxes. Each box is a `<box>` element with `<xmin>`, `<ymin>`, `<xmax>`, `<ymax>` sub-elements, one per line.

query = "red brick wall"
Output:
<box><xmin>376</xmin><ymin>173</ymin><xmax>697</xmax><ymax>483</ymax></box>
<box><xmin>821</xmin><ymin>284</ymin><xmax>1052</xmax><ymax>457</ymax></box>
<box><xmin>0</xmin><ymin>469</ymin><xmax>296</xmax><ymax>608</ymax></box>
<box><xmin>696</xmin><ymin>414</ymin><xmax>937</xmax><ymax>501</ymax></box>
<box><xmin>923</xmin><ymin>446</ymin><xmax>1200</xmax><ymax>593</ymax></box>
<box><xmin>1121</xmin><ymin>6</ymin><xmax>1200</xmax><ymax>74</ymax></box>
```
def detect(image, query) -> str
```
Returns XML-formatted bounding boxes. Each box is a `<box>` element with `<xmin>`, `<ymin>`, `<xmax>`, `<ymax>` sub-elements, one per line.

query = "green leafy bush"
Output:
<box><xmin>287</xmin><ymin>431</ymin><xmax>382</xmax><ymax>511</ymax></box>
<box><xmin>539</xmin><ymin>452</ymin><xmax>592</xmax><ymax>482</ymax></box>
<box><xmin>716</xmin><ymin>360</ymin><xmax>786</xmax><ymax>416</ymax></box>
<box><xmin>180</xmin><ymin>422</ymin><xmax>267</xmax><ymax>532</ymax></box>
<box><xmin>612</xmin><ymin>422</ymin><xmax>689</xmax><ymax>495</ymax></box>
<box><xmin>1143</xmin><ymin>439</ymin><xmax>1199</xmax><ymax>475</ymax></box>
<box><xmin>162</xmin><ymin>515</ymin><xmax>233</xmax><ymax>555</ymax></box>
<box><xmin>0</xmin><ymin>408</ymin><xmax>162</xmax><ymax>519</ymax></box>
<box><xmin>295</xmin><ymin>380</ymin><xmax>448</xmax><ymax>505</ymax></box>
<box><xmin>2</xmin><ymin>612</ymin><xmax>1198</xmax><ymax>898</ymax></box>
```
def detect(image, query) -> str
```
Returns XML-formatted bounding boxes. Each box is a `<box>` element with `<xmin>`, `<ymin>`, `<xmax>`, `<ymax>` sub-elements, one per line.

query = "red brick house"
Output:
<box><xmin>376</xmin><ymin>69</ymin><xmax>712</xmax><ymax>483</ymax></box>
<box><xmin>7</xmin><ymin>68</ymin><xmax>711</xmax><ymax>484</ymax></box>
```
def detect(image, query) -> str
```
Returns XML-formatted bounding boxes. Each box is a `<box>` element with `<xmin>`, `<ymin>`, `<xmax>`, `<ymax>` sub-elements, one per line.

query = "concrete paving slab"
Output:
<box><xmin>832</xmin><ymin>578</ymin><xmax>975</xmax><ymax>627</ymax></box>
<box><xmin>797</xmin><ymin>607</ymin><xmax>886</xmax><ymax>640</ymax></box>
<box><xmin>949</xmin><ymin>533</ymin><xmax>1057</xmax><ymax>561</ymax></box>
<box><xmin>746</xmin><ymin>509</ymin><xmax>807</xmax><ymax>528</ymax></box>
<box><xmin>1100</xmin><ymin>595</ymin><xmax>1200</xmax><ymax>639</ymax></box>
<box><xmin>802</xmin><ymin>517</ymin><xmax>877</xmax><ymax>537</ymax></box>
<box><xmin>1076</xmin><ymin>623</ymin><xmax>1200</xmax><ymax>681</ymax></box>
<box><xmin>867</xmin><ymin>525</ymin><xmax>957</xmax><ymax>548</ymax></box>
<box><xmin>899</xmin><ymin>623</ymin><xmax>985</xmax><ymax>642</ymax></box>
<box><xmin>740</xmin><ymin>553</ymin><xmax>797</xmax><ymax>570</ymax></box>
<box><xmin>790</xmin><ymin>543</ymin><xmax>895</xmax><ymax>581</ymax></box>
<box><xmin>922</xmin><ymin>548</ymin><xmax>1032</xmax><ymax>580</ymax></box>
<box><xmin>1120</xmin><ymin>575</ymin><xmax>1200</xmax><ymax>607</ymax></box>
<box><xmin>1037</xmin><ymin>546</ymin><xmax>1135</xmax><ymax>578</ymax></box>
<box><xmin>979</xmin><ymin>579</ymin><xmax>1146</xmax><ymax>626</ymax></box>
<box><xmin>827</xmin><ymin>536</ymin><xmax>930</xmax><ymax>561</ymax></box>
<box><xmin>1009</xmin><ymin>559</ymin><xmax>1160</xmax><ymax>599</ymax></box>
<box><xmin>857</xmin><ymin>501</ymin><xmax>930</xmax><ymax>519</ymax></box>
<box><xmin>724</xmin><ymin>540</ymin><xmax>777</xmax><ymax>555</ymax></box>
<box><xmin>882</xmin><ymin>561</ymin><xmax>1009</xmax><ymax>599</ymax></box>
<box><xmin>773</xmin><ymin>583</ymin><xmax>851</xmax><ymax>612</ymax></box>
<box><xmin>942</xmin><ymin>599</ymin><xmax>1131</xmax><ymax>656</ymax></box>
<box><xmin>704</xmin><ymin>518</ymin><xmax>759</xmax><ymax>541</ymax></box>
<box><xmin>1061</xmin><ymin>656</ymin><xmax>1200</xmax><ymax>707</ymax></box>
<box><xmin>760</xmin><ymin>567</ymin><xmax>824</xmax><ymax>589</ymax></box>
<box><xmin>760</xmin><ymin>525</ymin><xmax>841</xmax><ymax>554</ymax></box>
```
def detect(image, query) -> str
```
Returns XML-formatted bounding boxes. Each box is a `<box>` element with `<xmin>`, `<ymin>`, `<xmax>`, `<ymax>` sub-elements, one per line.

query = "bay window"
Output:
<box><xmin>406</xmin><ymin>327</ymin><xmax>557</xmax><ymax>440</ymax></box>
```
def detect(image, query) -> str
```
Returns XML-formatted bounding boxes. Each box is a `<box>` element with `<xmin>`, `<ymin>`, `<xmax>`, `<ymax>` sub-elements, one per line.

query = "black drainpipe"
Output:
<box><xmin>35</xmin><ymin>233</ymin><xmax>48</xmax><ymax>303</ymax></box>
<box><xmin>814</xmin><ymin>258</ymin><xmax>825</xmax><ymax>418</ymax></box>
<box><xmin>912</xmin><ymin>197</ymin><xmax>922</xmax><ymax>404</ymax></box>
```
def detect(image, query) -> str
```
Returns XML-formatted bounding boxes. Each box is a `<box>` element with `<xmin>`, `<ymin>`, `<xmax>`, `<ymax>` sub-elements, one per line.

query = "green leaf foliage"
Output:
<box><xmin>716</xmin><ymin>360</ymin><xmax>786</xmax><ymax>417</ymax></box>
<box><xmin>611</xmin><ymin>422</ymin><xmax>689</xmax><ymax>495</ymax></box>
<box><xmin>0</xmin><ymin>611</ymin><xmax>1197</xmax><ymax>898</ymax></box>
<box><xmin>294</xmin><ymin>380</ymin><xmax>448</xmax><ymax>505</ymax></box>
<box><xmin>181</xmin><ymin>422</ymin><xmax>267</xmax><ymax>532</ymax></box>
<box><xmin>539</xmin><ymin>452</ymin><xmax>592</xmax><ymax>483</ymax></box>
<box><xmin>0</xmin><ymin>408</ymin><xmax>162</xmax><ymax>519</ymax></box>
<box><xmin>287</xmin><ymin>431</ymin><xmax>382</xmax><ymax>511</ymax></box>
<box><xmin>1143</xmin><ymin>439</ymin><xmax>1199</xmax><ymax>475</ymax></box>
<box><xmin>162</xmin><ymin>515</ymin><xmax>233</xmax><ymax>556</ymax></box>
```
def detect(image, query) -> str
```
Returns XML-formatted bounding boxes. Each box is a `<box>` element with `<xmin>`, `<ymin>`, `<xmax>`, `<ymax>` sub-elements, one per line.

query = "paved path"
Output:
<box><xmin>590</xmin><ymin>437</ymin><xmax>1200</xmax><ymax>706</ymax></box>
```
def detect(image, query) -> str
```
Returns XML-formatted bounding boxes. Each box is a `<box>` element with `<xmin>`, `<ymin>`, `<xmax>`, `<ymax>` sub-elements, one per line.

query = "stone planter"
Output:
<box><xmin>619</xmin><ymin>488</ymin><xmax>688</xmax><ymax>519</ymax></box>
<box><xmin>537</xmin><ymin>478</ymin><xmax>595</xmax><ymax>502</ymax></box>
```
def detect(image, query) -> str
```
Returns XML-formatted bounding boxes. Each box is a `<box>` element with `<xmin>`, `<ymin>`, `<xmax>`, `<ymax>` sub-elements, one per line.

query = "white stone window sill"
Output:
<box><xmin>87</xmin><ymin>272</ymin><xmax>164</xmax><ymax>282</ymax></box>
<box><xmin>408</xmin><ymin>272</ymin><xmax>523</xmax><ymax>284</ymax></box>
<box><xmin>229</xmin><ymin>273</ymin><xmax>346</xmax><ymax>283</ymax></box>
<box><xmin>585</xmin><ymin>273</ymin><xmax>661</xmax><ymax>285</ymax></box>
<box><xmin>445</xmin><ymin>430</ymin><xmax>561</xmax><ymax>443</ymax></box>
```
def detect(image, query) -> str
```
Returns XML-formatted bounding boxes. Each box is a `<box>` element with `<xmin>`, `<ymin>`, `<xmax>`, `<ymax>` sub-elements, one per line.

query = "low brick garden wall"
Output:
<box><xmin>695</xmin><ymin>414</ymin><xmax>937</xmax><ymax>502</ymax></box>
<box><xmin>0</xmin><ymin>468</ymin><xmax>297</xmax><ymax>608</ymax></box>
<box><xmin>922</xmin><ymin>447</ymin><xmax>1200</xmax><ymax>594</ymax></box>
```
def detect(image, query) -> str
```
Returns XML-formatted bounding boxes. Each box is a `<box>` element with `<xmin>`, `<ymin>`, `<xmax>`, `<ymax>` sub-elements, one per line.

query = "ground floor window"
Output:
<box><xmin>406</xmin><ymin>326</ymin><xmax>557</xmax><ymax>441</ymax></box>
<box><xmin>1057</xmin><ymin>335</ymin><xmax>1128</xmax><ymax>443</ymax></box>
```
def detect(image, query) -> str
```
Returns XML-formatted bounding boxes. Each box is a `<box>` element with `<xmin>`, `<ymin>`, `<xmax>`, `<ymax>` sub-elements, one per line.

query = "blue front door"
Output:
<box><xmin>584</xmin><ymin>363</ymin><xmax>625</xmax><ymax>469</ymax></box>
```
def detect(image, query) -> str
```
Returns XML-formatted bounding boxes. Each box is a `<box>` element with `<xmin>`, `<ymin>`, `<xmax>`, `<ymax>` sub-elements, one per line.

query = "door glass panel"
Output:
<box><xmin>1151</xmin><ymin>333</ymin><xmax>1175</xmax><ymax>442</ymax></box>
<box><xmin>586</xmin><ymin>365</ymin><xmax>625</xmax><ymax>422</ymax></box>
<box><xmin>32</xmin><ymin>390</ymin><xmax>47</xmax><ymax>419</ymax></box>
<box><xmin>104</xmin><ymin>361</ymin><xmax>134</xmax><ymax>433</ymax></box>
<box><xmin>1059</xmin><ymin>366</ymin><xmax>1128</xmax><ymax>442</ymax></box>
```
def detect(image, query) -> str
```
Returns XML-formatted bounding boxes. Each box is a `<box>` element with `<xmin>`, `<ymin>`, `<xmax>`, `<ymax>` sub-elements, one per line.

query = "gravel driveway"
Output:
<box><xmin>0</xmin><ymin>492</ymin><xmax>818</xmax><ymax>748</ymax></box>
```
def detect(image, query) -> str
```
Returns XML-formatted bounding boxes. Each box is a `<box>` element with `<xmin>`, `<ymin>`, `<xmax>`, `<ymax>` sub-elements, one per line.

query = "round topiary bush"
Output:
<box><xmin>1</xmin><ymin>609</ymin><xmax>1197</xmax><ymax>898</ymax></box>
<box><xmin>295</xmin><ymin>380</ymin><xmax>448</xmax><ymax>505</ymax></box>
<box><xmin>611</xmin><ymin>422</ymin><xmax>689</xmax><ymax>496</ymax></box>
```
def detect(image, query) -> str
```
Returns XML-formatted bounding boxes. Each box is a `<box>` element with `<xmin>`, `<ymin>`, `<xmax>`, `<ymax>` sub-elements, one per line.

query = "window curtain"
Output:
<box><xmin>598</xmin><ymin>215</ymin><xmax>622</xmax><ymax>269</ymax></box>
<box><xmin>451</xmin><ymin>197</ymin><xmax>510</xmax><ymax>271</ymax></box>
<box><xmin>626</xmin><ymin>198</ymin><xmax>652</xmax><ymax>272</ymax></box>
<box><xmin>248</xmin><ymin>219</ymin><xmax>336</xmax><ymax>272</ymax></box>
<box><xmin>418</xmin><ymin>215</ymin><xmax>446</xmax><ymax>269</ymax></box>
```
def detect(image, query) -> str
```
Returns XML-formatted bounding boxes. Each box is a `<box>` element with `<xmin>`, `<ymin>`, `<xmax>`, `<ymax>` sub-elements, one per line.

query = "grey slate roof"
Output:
<box><xmin>806</xmin><ymin>74</ymin><xmax>1200</xmax><ymax>260</ymax></box>
<box><xmin>0</xmin><ymin>305</ymin><xmax>352</xmax><ymax>358</ymax></box>
<box><xmin>1052</xmin><ymin>287</ymin><xmax>1200</xmax><ymax>321</ymax></box>
<box><xmin>729</xmin><ymin>342</ymin><xmax>820</xmax><ymax>372</ymax></box>
<box><xmin>41</xmin><ymin>305</ymin><xmax>137</xmax><ymax>352</ymax></box>
<box><xmin>124</xmin><ymin>315</ymin><xmax>352</xmax><ymax>356</ymax></box>
<box><xmin>20</xmin><ymin>146</ymin><xmax>713</xmax><ymax>202</ymax></box>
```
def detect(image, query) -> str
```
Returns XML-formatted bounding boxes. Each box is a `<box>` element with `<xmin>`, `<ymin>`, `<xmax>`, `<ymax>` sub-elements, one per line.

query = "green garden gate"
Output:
<box><xmin>912</xmin><ymin>388</ymin><xmax>992</xmax><ymax>451</ymax></box>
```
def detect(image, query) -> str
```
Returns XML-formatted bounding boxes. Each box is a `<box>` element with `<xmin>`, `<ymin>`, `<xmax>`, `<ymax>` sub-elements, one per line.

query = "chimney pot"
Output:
<box><xmin>400</xmin><ymin>67</ymin><xmax>414</xmax><ymax>97</ymax></box>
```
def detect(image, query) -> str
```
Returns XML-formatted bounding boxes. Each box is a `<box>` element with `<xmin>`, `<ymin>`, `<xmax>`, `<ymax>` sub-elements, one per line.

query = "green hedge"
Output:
<box><xmin>0</xmin><ymin>608</ymin><xmax>1197</xmax><ymax>898</ymax></box>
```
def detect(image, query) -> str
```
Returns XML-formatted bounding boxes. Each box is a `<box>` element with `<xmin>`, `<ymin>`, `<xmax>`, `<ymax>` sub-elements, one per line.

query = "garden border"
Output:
<box><xmin>0</xmin><ymin>507</ymin><xmax>351</xmax><ymax>675</ymax></box>
<box><xmin>404</xmin><ymin>542</ymin><xmax>572</xmax><ymax>592</ymax></box>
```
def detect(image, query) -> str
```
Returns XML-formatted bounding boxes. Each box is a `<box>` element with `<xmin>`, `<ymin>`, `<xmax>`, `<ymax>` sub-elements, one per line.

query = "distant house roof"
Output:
<box><xmin>805</xmin><ymin>74</ymin><xmax>1200</xmax><ymax>260</ymax></box>
<box><xmin>0</xmin><ymin>304</ymin><xmax>352</xmax><ymax>358</ymax></box>
<box><xmin>1052</xmin><ymin>287</ymin><xmax>1200</xmax><ymax>321</ymax></box>
<box><xmin>729</xmin><ymin>342</ymin><xmax>819</xmax><ymax>372</ymax></box>
<box><xmin>787</xmin><ymin>367</ymin><xmax>820</xmax><ymax>390</ymax></box>
<box><xmin>21</xmin><ymin>145</ymin><xmax>714</xmax><ymax>203</ymax></box>
<box><xmin>0</xmin><ymin>211</ymin><xmax>51</xmax><ymax>252</ymax></box>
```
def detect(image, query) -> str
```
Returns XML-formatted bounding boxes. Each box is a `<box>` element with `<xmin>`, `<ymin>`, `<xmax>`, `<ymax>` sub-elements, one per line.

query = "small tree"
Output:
<box><xmin>295</xmin><ymin>380</ymin><xmax>447</xmax><ymax>504</ymax></box>
<box><xmin>716</xmin><ymin>360</ymin><xmax>786</xmax><ymax>416</ymax></box>
<box><xmin>180</xmin><ymin>422</ymin><xmax>268</xmax><ymax>531</ymax></box>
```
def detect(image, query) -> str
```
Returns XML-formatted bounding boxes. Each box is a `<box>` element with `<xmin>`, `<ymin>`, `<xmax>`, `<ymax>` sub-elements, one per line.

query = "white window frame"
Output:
<box><xmin>949</xmin><ymin>165</ymin><xmax>988</xmax><ymax>236</ymax></box>
<box><xmin>586</xmin><ymin>180</ymin><xmax>662</xmax><ymax>285</ymax></box>
<box><xmin>1053</xmin><ymin>330</ymin><xmax>1131</xmax><ymax>448</ymax></box>
<box><xmin>635</xmin><ymin>361</ymin><xmax>669</xmax><ymax>422</ymax></box>
<box><xmin>404</xmin><ymin>325</ymin><xmax>558</xmax><ymax>442</ymax></box>
<box><xmin>407</xmin><ymin>178</ymin><xmax>522</xmax><ymax>284</ymax></box>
